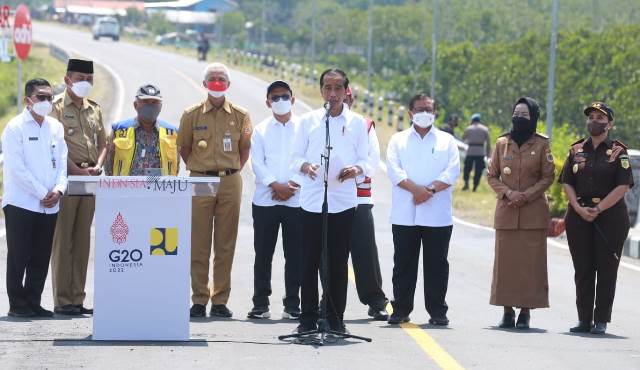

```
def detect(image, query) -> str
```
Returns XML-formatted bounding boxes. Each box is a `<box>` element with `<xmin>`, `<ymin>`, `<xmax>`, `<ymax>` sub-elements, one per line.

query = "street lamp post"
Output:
<box><xmin>545</xmin><ymin>0</ymin><xmax>559</xmax><ymax>139</ymax></box>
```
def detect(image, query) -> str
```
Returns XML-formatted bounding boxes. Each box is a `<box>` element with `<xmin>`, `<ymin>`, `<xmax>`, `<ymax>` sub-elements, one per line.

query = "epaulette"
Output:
<box><xmin>570</xmin><ymin>138</ymin><xmax>586</xmax><ymax>155</ymax></box>
<box><xmin>52</xmin><ymin>94</ymin><xmax>64</xmax><ymax>104</ymax></box>
<box><xmin>613</xmin><ymin>139</ymin><xmax>628</xmax><ymax>150</ymax></box>
<box><xmin>230</xmin><ymin>103</ymin><xmax>248</xmax><ymax>115</ymax></box>
<box><xmin>87</xmin><ymin>98</ymin><xmax>101</xmax><ymax>107</ymax></box>
<box><xmin>497</xmin><ymin>132</ymin><xmax>510</xmax><ymax>138</ymax></box>
<box><xmin>183</xmin><ymin>102</ymin><xmax>203</xmax><ymax>114</ymax></box>
<box><xmin>535</xmin><ymin>132</ymin><xmax>549</xmax><ymax>139</ymax></box>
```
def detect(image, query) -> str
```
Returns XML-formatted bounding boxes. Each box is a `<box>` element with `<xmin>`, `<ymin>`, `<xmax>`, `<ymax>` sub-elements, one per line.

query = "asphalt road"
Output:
<box><xmin>0</xmin><ymin>23</ymin><xmax>639</xmax><ymax>370</ymax></box>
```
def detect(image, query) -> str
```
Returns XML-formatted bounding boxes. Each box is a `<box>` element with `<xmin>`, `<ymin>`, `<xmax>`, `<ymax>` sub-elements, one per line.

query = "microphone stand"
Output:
<box><xmin>278</xmin><ymin>103</ymin><xmax>372</xmax><ymax>345</ymax></box>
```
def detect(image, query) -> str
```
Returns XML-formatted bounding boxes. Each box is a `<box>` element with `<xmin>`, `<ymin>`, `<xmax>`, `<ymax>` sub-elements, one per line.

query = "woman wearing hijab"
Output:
<box><xmin>486</xmin><ymin>97</ymin><xmax>555</xmax><ymax>329</ymax></box>
<box><xmin>559</xmin><ymin>102</ymin><xmax>633</xmax><ymax>335</ymax></box>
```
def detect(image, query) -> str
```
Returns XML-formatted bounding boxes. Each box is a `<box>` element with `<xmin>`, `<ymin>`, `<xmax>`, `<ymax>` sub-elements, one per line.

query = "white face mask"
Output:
<box><xmin>208</xmin><ymin>89</ymin><xmax>226</xmax><ymax>98</ymax></box>
<box><xmin>71</xmin><ymin>81</ymin><xmax>92</xmax><ymax>98</ymax></box>
<box><xmin>412</xmin><ymin>112</ymin><xmax>435</xmax><ymax>128</ymax></box>
<box><xmin>31</xmin><ymin>100</ymin><xmax>53</xmax><ymax>117</ymax></box>
<box><xmin>271</xmin><ymin>100</ymin><xmax>292</xmax><ymax>115</ymax></box>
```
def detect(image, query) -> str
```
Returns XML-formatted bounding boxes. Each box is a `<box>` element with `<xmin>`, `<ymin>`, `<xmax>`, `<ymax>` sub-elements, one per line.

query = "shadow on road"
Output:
<box><xmin>560</xmin><ymin>331</ymin><xmax>628</xmax><ymax>340</ymax></box>
<box><xmin>484</xmin><ymin>326</ymin><xmax>548</xmax><ymax>334</ymax></box>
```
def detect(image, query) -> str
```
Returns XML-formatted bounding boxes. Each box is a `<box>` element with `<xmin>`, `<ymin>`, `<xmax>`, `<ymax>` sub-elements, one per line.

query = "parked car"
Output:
<box><xmin>92</xmin><ymin>17</ymin><xmax>120</xmax><ymax>41</ymax></box>
<box><xmin>154</xmin><ymin>32</ymin><xmax>197</xmax><ymax>49</ymax></box>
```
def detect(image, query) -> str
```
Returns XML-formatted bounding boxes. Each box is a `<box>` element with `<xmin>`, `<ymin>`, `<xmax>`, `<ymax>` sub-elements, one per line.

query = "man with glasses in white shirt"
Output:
<box><xmin>248</xmin><ymin>80</ymin><xmax>303</xmax><ymax>320</ymax></box>
<box><xmin>2</xmin><ymin>78</ymin><xmax>68</xmax><ymax>318</ymax></box>
<box><xmin>386</xmin><ymin>93</ymin><xmax>460</xmax><ymax>326</ymax></box>
<box><xmin>290</xmin><ymin>69</ymin><xmax>370</xmax><ymax>334</ymax></box>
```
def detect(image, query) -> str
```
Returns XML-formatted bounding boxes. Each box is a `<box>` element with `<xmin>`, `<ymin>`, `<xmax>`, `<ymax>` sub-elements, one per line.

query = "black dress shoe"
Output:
<box><xmin>54</xmin><ymin>304</ymin><xmax>81</xmax><ymax>316</ymax></box>
<box><xmin>8</xmin><ymin>306</ymin><xmax>35</xmax><ymax>318</ymax></box>
<box><xmin>590</xmin><ymin>322</ymin><xmax>607</xmax><ymax>335</ymax></box>
<box><xmin>569</xmin><ymin>321</ymin><xmax>592</xmax><ymax>333</ymax></box>
<box><xmin>516</xmin><ymin>312</ymin><xmax>530</xmax><ymax>329</ymax></box>
<box><xmin>387</xmin><ymin>313</ymin><xmax>410</xmax><ymax>325</ymax></box>
<box><xmin>247</xmin><ymin>306</ymin><xmax>270</xmax><ymax>319</ymax></box>
<box><xmin>75</xmin><ymin>305</ymin><xmax>93</xmax><ymax>315</ymax></box>
<box><xmin>295</xmin><ymin>323</ymin><xmax>317</xmax><ymax>334</ymax></box>
<box><xmin>368</xmin><ymin>306</ymin><xmax>389</xmax><ymax>321</ymax></box>
<box><xmin>209</xmin><ymin>304</ymin><xmax>233</xmax><ymax>318</ymax></box>
<box><xmin>31</xmin><ymin>305</ymin><xmax>54</xmax><ymax>318</ymax></box>
<box><xmin>428</xmin><ymin>316</ymin><xmax>449</xmax><ymax>326</ymax></box>
<box><xmin>190</xmin><ymin>304</ymin><xmax>206</xmax><ymax>318</ymax></box>
<box><xmin>498</xmin><ymin>311</ymin><xmax>515</xmax><ymax>328</ymax></box>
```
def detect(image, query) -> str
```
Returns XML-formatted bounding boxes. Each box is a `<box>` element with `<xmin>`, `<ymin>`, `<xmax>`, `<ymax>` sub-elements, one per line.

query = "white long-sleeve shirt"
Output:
<box><xmin>357</xmin><ymin>123</ymin><xmax>380</xmax><ymax>205</ymax></box>
<box><xmin>1</xmin><ymin>109</ymin><xmax>68</xmax><ymax>214</ymax></box>
<box><xmin>251</xmin><ymin>115</ymin><xmax>304</xmax><ymax>207</ymax></box>
<box><xmin>291</xmin><ymin>104</ymin><xmax>370</xmax><ymax>213</ymax></box>
<box><xmin>386</xmin><ymin>126</ymin><xmax>460</xmax><ymax>226</ymax></box>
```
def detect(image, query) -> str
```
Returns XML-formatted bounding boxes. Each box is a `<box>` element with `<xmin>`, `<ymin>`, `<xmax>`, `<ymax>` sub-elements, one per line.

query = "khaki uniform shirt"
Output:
<box><xmin>462</xmin><ymin>123</ymin><xmax>491</xmax><ymax>157</ymax></box>
<box><xmin>487</xmin><ymin>133</ymin><xmax>555</xmax><ymax>230</ymax></box>
<box><xmin>177</xmin><ymin>98</ymin><xmax>252</xmax><ymax>172</ymax></box>
<box><xmin>51</xmin><ymin>92</ymin><xmax>106</xmax><ymax>165</ymax></box>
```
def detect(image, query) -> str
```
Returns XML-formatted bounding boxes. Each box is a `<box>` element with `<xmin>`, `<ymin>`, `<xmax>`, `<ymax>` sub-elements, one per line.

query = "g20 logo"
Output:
<box><xmin>109</xmin><ymin>249</ymin><xmax>143</xmax><ymax>262</ymax></box>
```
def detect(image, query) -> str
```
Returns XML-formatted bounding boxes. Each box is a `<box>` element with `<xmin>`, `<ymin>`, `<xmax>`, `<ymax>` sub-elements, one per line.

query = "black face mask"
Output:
<box><xmin>510</xmin><ymin>116</ymin><xmax>536</xmax><ymax>146</ymax></box>
<box><xmin>587</xmin><ymin>120</ymin><xmax>608</xmax><ymax>136</ymax></box>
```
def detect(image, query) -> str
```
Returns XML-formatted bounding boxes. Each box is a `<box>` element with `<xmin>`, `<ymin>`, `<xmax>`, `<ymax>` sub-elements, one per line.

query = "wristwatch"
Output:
<box><xmin>426</xmin><ymin>184</ymin><xmax>436</xmax><ymax>194</ymax></box>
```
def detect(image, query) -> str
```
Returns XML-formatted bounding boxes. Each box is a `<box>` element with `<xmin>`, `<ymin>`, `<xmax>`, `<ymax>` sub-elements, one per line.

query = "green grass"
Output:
<box><xmin>452</xmin><ymin>177</ymin><xmax>496</xmax><ymax>228</ymax></box>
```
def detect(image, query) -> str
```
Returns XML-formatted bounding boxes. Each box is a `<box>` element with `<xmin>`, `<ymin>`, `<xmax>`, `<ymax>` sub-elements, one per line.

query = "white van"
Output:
<box><xmin>92</xmin><ymin>17</ymin><xmax>120</xmax><ymax>41</ymax></box>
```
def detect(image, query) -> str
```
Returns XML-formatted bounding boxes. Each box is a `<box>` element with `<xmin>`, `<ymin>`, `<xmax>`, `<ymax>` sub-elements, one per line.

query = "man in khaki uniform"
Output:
<box><xmin>178</xmin><ymin>62</ymin><xmax>252</xmax><ymax>318</ymax></box>
<box><xmin>50</xmin><ymin>59</ymin><xmax>107</xmax><ymax>315</ymax></box>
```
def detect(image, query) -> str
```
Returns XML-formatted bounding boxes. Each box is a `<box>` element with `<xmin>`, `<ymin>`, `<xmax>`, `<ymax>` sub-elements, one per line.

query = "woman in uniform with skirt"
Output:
<box><xmin>487</xmin><ymin>97</ymin><xmax>555</xmax><ymax>329</ymax></box>
<box><xmin>559</xmin><ymin>102</ymin><xmax>633</xmax><ymax>335</ymax></box>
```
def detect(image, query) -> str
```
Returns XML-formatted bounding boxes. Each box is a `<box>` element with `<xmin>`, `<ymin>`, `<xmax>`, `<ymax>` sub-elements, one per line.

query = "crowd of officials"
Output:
<box><xmin>1</xmin><ymin>58</ymin><xmax>633</xmax><ymax>336</ymax></box>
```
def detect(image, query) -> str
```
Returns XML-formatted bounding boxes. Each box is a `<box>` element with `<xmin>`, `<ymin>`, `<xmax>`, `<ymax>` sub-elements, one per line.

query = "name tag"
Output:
<box><xmin>28</xmin><ymin>137</ymin><xmax>38</xmax><ymax>141</ymax></box>
<box><xmin>194</xmin><ymin>126</ymin><xmax>208</xmax><ymax>131</ymax></box>
<box><xmin>64</xmin><ymin>114</ymin><xmax>75</xmax><ymax>119</ymax></box>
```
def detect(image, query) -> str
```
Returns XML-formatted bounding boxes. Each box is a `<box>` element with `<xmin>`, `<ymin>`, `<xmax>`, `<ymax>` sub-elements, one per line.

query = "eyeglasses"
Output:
<box><xmin>271</xmin><ymin>94</ymin><xmax>291</xmax><ymax>102</ymax></box>
<box><xmin>33</xmin><ymin>94</ymin><xmax>53</xmax><ymax>102</ymax></box>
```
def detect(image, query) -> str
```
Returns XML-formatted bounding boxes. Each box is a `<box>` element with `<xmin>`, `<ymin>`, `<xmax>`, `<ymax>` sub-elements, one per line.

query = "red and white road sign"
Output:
<box><xmin>13</xmin><ymin>4</ymin><xmax>31</xmax><ymax>60</ymax></box>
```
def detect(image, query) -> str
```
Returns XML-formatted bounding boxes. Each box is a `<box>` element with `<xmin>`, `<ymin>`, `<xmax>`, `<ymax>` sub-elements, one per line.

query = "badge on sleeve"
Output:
<box><xmin>546</xmin><ymin>152</ymin><xmax>554</xmax><ymax>163</ymax></box>
<box><xmin>620</xmin><ymin>154</ymin><xmax>630</xmax><ymax>169</ymax></box>
<box><xmin>572</xmin><ymin>163</ymin><xmax>579</xmax><ymax>174</ymax></box>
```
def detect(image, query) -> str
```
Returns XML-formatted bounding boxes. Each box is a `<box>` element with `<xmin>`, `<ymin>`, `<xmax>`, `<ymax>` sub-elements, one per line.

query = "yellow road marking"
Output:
<box><xmin>348</xmin><ymin>265</ymin><xmax>464</xmax><ymax>370</ymax></box>
<box><xmin>171</xmin><ymin>67</ymin><xmax>204</xmax><ymax>92</ymax></box>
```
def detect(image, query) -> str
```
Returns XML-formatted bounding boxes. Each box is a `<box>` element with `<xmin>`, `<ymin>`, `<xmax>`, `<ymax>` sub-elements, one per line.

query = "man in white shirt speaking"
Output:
<box><xmin>2</xmin><ymin>78</ymin><xmax>68</xmax><ymax>317</ymax></box>
<box><xmin>386</xmin><ymin>93</ymin><xmax>460</xmax><ymax>326</ymax></box>
<box><xmin>248</xmin><ymin>80</ymin><xmax>303</xmax><ymax>320</ymax></box>
<box><xmin>291</xmin><ymin>69</ymin><xmax>369</xmax><ymax>334</ymax></box>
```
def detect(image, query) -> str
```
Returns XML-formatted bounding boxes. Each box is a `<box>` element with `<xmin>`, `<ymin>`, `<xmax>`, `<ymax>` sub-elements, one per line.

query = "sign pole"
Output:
<box><xmin>17</xmin><ymin>59</ymin><xmax>22</xmax><ymax>112</ymax></box>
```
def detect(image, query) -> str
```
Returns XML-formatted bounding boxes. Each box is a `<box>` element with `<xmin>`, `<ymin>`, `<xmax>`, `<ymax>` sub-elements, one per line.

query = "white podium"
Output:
<box><xmin>68</xmin><ymin>176</ymin><xmax>219</xmax><ymax>341</ymax></box>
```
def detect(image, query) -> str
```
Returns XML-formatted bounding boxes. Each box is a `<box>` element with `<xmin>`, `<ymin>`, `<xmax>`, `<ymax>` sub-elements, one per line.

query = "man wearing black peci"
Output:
<box><xmin>290</xmin><ymin>69</ymin><xmax>370</xmax><ymax>334</ymax></box>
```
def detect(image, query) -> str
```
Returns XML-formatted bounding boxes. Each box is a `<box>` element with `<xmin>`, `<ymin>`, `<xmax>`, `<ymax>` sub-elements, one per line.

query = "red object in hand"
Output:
<box><xmin>207</xmin><ymin>81</ymin><xmax>226</xmax><ymax>92</ymax></box>
<box><xmin>547</xmin><ymin>217</ymin><xmax>566</xmax><ymax>237</ymax></box>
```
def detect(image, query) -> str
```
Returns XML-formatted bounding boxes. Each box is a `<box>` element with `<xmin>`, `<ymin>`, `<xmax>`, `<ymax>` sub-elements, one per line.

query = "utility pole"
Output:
<box><xmin>311</xmin><ymin>0</ymin><xmax>316</xmax><ymax>70</ymax></box>
<box><xmin>367</xmin><ymin>0</ymin><xmax>373</xmax><ymax>92</ymax></box>
<box><xmin>430</xmin><ymin>0</ymin><xmax>438</xmax><ymax>100</ymax></box>
<box><xmin>261</xmin><ymin>0</ymin><xmax>266</xmax><ymax>52</ymax></box>
<box><xmin>545</xmin><ymin>0</ymin><xmax>559</xmax><ymax>139</ymax></box>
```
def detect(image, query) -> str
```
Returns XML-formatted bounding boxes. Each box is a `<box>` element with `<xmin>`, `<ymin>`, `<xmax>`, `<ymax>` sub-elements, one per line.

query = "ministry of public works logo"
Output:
<box><xmin>150</xmin><ymin>227</ymin><xmax>178</xmax><ymax>256</ymax></box>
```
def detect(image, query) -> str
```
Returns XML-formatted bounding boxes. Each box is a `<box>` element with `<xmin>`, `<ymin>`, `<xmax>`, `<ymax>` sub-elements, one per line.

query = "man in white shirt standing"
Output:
<box><xmin>2</xmin><ymin>78</ymin><xmax>68</xmax><ymax>317</ymax></box>
<box><xmin>386</xmin><ymin>93</ymin><xmax>460</xmax><ymax>326</ymax></box>
<box><xmin>248</xmin><ymin>80</ymin><xmax>303</xmax><ymax>320</ymax></box>
<box><xmin>291</xmin><ymin>69</ymin><xmax>369</xmax><ymax>334</ymax></box>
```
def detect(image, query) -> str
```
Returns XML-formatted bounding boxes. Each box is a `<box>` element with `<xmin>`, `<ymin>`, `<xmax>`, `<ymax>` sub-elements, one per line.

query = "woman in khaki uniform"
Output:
<box><xmin>487</xmin><ymin>97</ymin><xmax>555</xmax><ymax>329</ymax></box>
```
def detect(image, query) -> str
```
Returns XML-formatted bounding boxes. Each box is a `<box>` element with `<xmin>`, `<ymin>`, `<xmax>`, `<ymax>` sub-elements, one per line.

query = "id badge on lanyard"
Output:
<box><xmin>223</xmin><ymin>131</ymin><xmax>232</xmax><ymax>152</ymax></box>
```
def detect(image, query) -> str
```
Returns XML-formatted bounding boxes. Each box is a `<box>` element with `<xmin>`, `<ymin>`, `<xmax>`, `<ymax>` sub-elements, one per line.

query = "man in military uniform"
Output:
<box><xmin>462</xmin><ymin>113</ymin><xmax>491</xmax><ymax>191</ymax></box>
<box><xmin>559</xmin><ymin>102</ymin><xmax>633</xmax><ymax>335</ymax></box>
<box><xmin>51</xmin><ymin>59</ymin><xmax>107</xmax><ymax>315</ymax></box>
<box><xmin>178</xmin><ymin>62</ymin><xmax>252</xmax><ymax>318</ymax></box>
<box><xmin>105</xmin><ymin>84</ymin><xmax>179</xmax><ymax>176</ymax></box>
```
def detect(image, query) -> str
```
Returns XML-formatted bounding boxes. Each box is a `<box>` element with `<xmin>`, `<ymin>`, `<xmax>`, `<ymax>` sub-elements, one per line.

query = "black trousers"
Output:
<box><xmin>4</xmin><ymin>205</ymin><xmax>58</xmax><ymax>310</ymax></box>
<box><xmin>350</xmin><ymin>204</ymin><xmax>387</xmax><ymax>309</ymax></box>
<box><xmin>463</xmin><ymin>155</ymin><xmax>485</xmax><ymax>189</ymax></box>
<box><xmin>251</xmin><ymin>204</ymin><xmax>302</xmax><ymax>310</ymax></box>
<box><xmin>391</xmin><ymin>224</ymin><xmax>452</xmax><ymax>318</ymax></box>
<box><xmin>300</xmin><ymin>208</ymin><xmax>355</xmax><ymax>327</ymax></box>
<box><xmin>565</xmin><ymin>201</ymin><xmax>629</xmax><ymax>323</ymax></box>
